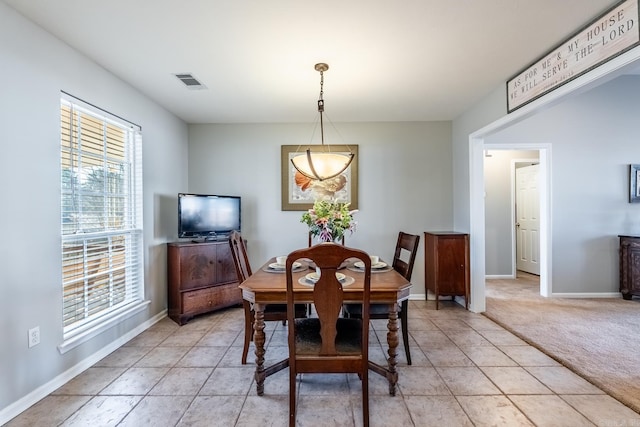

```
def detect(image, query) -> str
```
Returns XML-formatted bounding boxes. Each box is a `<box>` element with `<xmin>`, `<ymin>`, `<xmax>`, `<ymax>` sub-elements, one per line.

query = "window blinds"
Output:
<box><xmin>60</xmin><ymin>96</ymin><xmax>143</xmax><ymax>335</ymax></box>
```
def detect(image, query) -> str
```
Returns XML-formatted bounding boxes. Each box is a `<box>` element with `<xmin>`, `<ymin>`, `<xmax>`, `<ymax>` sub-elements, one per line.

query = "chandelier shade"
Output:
<box><xmin>290</xmin><ymin>63</ymin><xmax>354</xmax><ymax>181</ymax></box>
<box><xmin>292</xmin><ymin>149</ymin><xmax>354</xmax><ymax>181</ymax></box>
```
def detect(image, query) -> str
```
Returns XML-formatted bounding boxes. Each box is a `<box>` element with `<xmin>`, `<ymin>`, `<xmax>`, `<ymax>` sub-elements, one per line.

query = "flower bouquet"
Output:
<box><xmin>301</xmin><ymin>200</ymin><xmax>357</xmax><ymax>243</ymax></box>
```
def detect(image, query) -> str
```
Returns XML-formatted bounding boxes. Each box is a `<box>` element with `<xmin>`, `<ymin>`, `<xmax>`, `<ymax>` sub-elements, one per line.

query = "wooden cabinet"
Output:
<box><xmin>619</xmin><ymin>235</ymin><xmax>640</xmax><ymax>300</ymax></box>
<box><xmin>424</xmin><ymin>231</ymin><xmax>470</xmax><ymax>310</ymax></box>
<box><xmin>167</xmin><ymin>240</ymin><xmax>242</xmax><ymax>325</ymax></box>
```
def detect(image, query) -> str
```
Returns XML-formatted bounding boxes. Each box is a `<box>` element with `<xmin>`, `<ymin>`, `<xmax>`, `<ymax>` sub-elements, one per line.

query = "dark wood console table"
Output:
<box><xmin>167</xmin><ymin>240</ymin><xmax>242</xmax><ymax>325</ymax></box>
<box><xmin>619</xmin><ymin>235</ymin><xmax>640</xmax><ymax>300</ymax></box>
<box><xmin>424</xmin><ymin>231</ymin><xmax>470</xmax><ymax>310</ymax></box>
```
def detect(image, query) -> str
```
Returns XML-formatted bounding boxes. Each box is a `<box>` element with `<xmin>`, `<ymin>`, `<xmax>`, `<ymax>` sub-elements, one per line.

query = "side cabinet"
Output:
<box><xmin>167</xmin><ymin>240</ymin><xmax>242</xmax><ymax>325</ymax></box>
<box><xmin>424</xmin><ymin>231</ymin><xmax>470</xmax><ymax>310</ymax></box>
<box><xmin>619</xmin><ymin>235</ymin><xmax>640</xmax><ymax>300</ymax></box>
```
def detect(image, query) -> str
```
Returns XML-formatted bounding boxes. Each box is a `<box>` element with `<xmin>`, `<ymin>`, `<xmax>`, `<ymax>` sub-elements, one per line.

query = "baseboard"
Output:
<box><xmin>550</xmin><ymin>292</ymin><xmax>622</xmax><ymax>298</ymax></box>
<box><xmin>0</xmin><ymin>310</ymin><xmax>168</xmax><ymax>426</ymax></box>
<box><xmin>485</xmin><ymin>274</ymin><xmax>515</xmax><ymax>279</ymax></box>
<box><xmin>392</xmin><ymin>293</ymin><xmax>470</xmax><ymax>308</ymax></box>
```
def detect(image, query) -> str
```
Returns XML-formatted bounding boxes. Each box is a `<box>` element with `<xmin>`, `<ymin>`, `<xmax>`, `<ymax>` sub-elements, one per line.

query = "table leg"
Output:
<box><xmin>386</xmin><ymin>305</ymin><xmax>399</xmax><ymax>396</ymax></box>
<box><xmin>253</xmin><ymin>303</ymin><xmax>266</xmax><ymax>396</ymax></box>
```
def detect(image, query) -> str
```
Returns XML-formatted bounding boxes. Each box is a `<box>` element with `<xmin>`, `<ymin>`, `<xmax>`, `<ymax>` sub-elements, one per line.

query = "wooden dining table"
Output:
<box><xmin>238</xmin><ymin>256</ymin><xmax>412</xmax><ymax>396</ymax></box>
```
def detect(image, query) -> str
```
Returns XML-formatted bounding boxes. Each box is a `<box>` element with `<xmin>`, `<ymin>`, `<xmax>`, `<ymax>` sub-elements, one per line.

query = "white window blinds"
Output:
<box><xmin>60</xmin><ymin>95</ymin><xmax>143</xmax><ymax>337</ymax></box>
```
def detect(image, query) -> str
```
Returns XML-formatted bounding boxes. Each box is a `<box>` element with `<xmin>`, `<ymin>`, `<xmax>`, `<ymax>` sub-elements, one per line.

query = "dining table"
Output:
<box><xmin>238</xmin><ymin>256</ymin><xmax>412</xmax><ymax>396</ymax></box>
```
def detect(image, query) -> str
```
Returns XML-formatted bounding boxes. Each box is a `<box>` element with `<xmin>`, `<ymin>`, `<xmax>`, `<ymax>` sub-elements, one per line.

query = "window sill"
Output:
<box><xmin>58</xmin><ymin>300</ymin><xmax>150</xmax><ymax>354</ymax></box>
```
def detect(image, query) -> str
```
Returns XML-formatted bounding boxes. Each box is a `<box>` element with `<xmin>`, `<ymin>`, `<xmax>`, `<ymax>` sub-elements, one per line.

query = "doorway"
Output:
<box><xmin>470</xmin><ymin>142</ymin><xmax>552</xmax><ymax>313</ymax></box>
<box><xmin>468</xmin><ymin>45</ymin><xmax>640</xmax><ymax>314</ymax></box>
<box><xmin>483</xmin><ymin>150</ymin><xmax>542</xmax><ymax>283</ymax></box>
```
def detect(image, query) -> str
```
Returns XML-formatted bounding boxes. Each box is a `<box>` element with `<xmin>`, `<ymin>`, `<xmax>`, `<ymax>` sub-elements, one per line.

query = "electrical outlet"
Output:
<box><xmin>28</xmin><ymin>326</ymin><xmax>40</xmax><ymax>348</ymax></box>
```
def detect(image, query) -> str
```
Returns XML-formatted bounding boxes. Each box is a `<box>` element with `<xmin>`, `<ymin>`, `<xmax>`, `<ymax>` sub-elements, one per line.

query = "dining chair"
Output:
<box><xmin>342</xmin><ymin>231</ymin><xmax>420</xmax><ymax>365</ymax></box>
<box><xmin>228</xmin><ymin>230</ymin><xmax>307</xmax><ymax>364</ymax></box>
<box><xmin>285</xmin><ymin>243</ymin><xmax>372</xmax><ymax>427</ymax></box>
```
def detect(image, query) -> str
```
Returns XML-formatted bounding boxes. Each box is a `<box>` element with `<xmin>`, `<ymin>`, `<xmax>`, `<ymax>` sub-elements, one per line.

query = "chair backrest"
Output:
<box><xmin>286</xmin><ymin>243</ymin><xmax>371</xmax><ymax>356</ymax></box>
<box><xmin>392</xmin><ymin>232</ymin><xmax>420</xmax><ymax>281</ymax></box>
<box><xmin>228</xmin><ymin>230</ymin><xmax>252</xmax><ymax>283</ymax></box>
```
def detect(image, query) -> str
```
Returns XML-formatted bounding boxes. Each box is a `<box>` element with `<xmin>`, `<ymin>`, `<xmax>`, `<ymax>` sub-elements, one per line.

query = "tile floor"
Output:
<box><xmin>6</xmin><ymin>300</ymin><xmax>640</xmax><ymax>427</ymax></box>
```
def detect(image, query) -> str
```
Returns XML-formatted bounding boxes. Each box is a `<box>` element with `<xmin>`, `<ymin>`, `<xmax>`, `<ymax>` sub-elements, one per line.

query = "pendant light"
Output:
<box><xmin>291</xmin><ymin>63</ymin><xmax>354</xmax><ymax>181</ymax></box>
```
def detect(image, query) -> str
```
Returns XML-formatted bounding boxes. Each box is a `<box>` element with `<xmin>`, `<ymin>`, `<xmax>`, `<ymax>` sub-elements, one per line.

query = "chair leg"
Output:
<box><xmin>289</xmin><ymin>369</ymin><xmax>296</xmax><ymax>427</ymax></box>
<box><xmin>362</xmin><ymin>367</ymin><xmax>369</xmax><ymax>427</ymax></box>
<box><xmin>242</xmin><ymin>304</ymin><xmax>254</xmax><ymax>365</ymax></box>
<box><xmin>400</xmin><ymin>300</ymin><xmax>411</xmax><ymax>365</ymax></box>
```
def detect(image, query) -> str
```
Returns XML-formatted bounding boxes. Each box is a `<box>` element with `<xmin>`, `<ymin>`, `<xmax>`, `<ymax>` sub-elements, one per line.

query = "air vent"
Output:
<box><xmin>174</xmin><ymin>73</ymin><xmax>207</xmax><ymax>90</ymax></box>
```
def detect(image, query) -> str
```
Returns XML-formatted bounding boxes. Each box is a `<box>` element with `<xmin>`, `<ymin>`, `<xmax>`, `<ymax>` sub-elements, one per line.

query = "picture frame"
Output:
<box><xmin>281</xmin><ymin>144</ymin><xmax>358</xmax><ymax>211</ymax></box>
<box><xmin>630</xmin><ymin>164</ymin><xmax>640</xmax><ymax>203</ymax></box>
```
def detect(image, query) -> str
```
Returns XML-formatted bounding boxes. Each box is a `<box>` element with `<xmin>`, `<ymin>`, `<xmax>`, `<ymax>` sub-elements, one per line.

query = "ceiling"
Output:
<box><xmin>4</xmin><ymin>0</ymin><xmax>620</xmax><ymax>123</ymax></box>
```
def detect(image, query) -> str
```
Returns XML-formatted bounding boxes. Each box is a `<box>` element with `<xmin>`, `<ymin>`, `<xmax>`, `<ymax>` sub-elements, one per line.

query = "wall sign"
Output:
<box><xmin>507</xmin><ymin>0</ymin><xmax>640</xmax><ymax>113</ymax></box>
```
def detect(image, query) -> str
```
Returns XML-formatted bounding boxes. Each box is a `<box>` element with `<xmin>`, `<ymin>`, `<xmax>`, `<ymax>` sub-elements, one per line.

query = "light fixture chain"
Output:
<box><xmin>318</xmin><ymin>68</ymin><xmax>325</xmax><ymax>146</ymax></box>
<box><xmin>290</xmin><ymin>62</ymin><xmax>354</xmax><ymax>182</ymax></box>
<box><xmin>319</xmin><ymin>69</ymin><xmax>324</xmax><ymax>102</ymax></box>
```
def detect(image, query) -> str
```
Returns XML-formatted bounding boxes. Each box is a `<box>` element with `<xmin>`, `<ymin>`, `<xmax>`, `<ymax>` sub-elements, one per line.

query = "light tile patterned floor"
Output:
<box><xmin>6</xmin><ymin>300</ymin><xmax>640</xmax><ymax>426</ymax></box>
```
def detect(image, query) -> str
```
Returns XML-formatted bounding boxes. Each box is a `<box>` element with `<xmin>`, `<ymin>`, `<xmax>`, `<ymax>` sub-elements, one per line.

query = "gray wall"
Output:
<box><xmin>453</xmin><ymin>70</ymin><xmax>640</xmax><ymax>295</ymax></box>
<box><xmin>6</xmin><ymin>0</ymin><xmax>638</xmax><ymax>415</ymax></box>
<box><xmin>0</xmin><ymin>3</ymin><xmax>187</xmax><ymax>415</ymax></box>
<box><xmin>187</xmin><ymin>122</ymin><xmax>454</xmax><ymax>298</ymax></box>
<box><xmin>451</xmin><ymin>84</ymin><xmax>507</xmax><ymax>311</ymax></box>
<box><xmin>452</xmin><ymin>85</ymin><xmax>508</xmax><ymax>232</ymax></box>
<box><xmin>484</xmin><ymin>75</ymin><xmax>640</xmax><ymax>293</ymax></box>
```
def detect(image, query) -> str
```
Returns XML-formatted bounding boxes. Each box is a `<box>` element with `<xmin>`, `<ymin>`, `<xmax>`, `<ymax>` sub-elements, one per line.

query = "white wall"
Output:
<box><xmin>187</xmin><ymin>122</ymin><xmax>454</xmax><ymax>298</ymax></box>
<box><xmin>0</xmin><ymin>2</ymin><xmax>187</xmax><ymax>417</ymax></box>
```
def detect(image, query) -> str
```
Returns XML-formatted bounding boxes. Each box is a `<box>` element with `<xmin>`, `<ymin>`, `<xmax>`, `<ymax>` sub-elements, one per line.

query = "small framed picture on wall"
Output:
<box><xmin>630</xmin><ymin>164</ymin><xmax>640</xmax><ymax>203</ymax></box>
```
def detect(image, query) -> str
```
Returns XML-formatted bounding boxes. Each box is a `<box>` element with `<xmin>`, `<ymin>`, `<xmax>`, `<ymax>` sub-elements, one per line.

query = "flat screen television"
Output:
<box><xmin>178</xmin><ymin>193</ymin><xmax>241</xmax><ymax>239</ymax></box>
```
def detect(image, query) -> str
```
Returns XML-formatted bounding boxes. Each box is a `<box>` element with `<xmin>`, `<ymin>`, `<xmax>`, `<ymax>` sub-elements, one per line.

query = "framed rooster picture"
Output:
<box><xmin>281</xmin><ymin>145</ymin><xmax>358</xmax><ymax>211</ymax></box>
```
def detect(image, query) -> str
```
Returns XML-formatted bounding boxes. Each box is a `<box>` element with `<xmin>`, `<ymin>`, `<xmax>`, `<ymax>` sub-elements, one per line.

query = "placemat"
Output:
<box><xmin>297</xmin><ymin>275</ymin><xmax>355</xmax><ymax>287</ymax></box>
<box><xmin>263</xmin><ymin>262</ymin><xmax>309</xmax><ymax>273</ymax></box>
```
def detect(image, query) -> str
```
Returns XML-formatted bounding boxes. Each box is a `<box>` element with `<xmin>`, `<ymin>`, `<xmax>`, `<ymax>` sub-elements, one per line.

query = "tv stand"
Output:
<box><xmin>167</xmin><ymin>240</ymin><xmax>241</xmax><ymax>325</ymax></box>
<box><xmin>190</xmin><ymin>236</ymin><xmax>229</xmax><ymax>243</ymax></box>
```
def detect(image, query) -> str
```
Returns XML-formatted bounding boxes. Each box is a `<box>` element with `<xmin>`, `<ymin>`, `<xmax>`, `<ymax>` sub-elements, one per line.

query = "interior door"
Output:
<box><xmin>516</xmin><ymin>164</ymin><xmax>540</xmax><ymax>275</ymax></box>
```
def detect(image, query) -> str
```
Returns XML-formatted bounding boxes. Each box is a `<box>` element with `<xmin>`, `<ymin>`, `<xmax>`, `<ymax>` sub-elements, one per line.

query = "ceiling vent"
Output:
<box><xmin>174</xmin><ymin>73</ymin><xmax>207</xmax><ymax>90</ymax></box>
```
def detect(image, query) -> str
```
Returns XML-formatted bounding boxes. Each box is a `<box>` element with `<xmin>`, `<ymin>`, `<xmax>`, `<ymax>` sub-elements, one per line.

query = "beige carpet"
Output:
<box><xmin>484</xmin><ymin>273</ymin><xmax>640</xmax><ymax>413</ymax></box>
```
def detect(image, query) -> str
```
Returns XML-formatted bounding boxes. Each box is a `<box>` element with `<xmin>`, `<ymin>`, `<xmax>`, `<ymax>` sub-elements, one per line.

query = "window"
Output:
<box><xmin>60</xmin><ymin>94</ymin><xmax>143</xmax><ymax>341</ymax></box>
